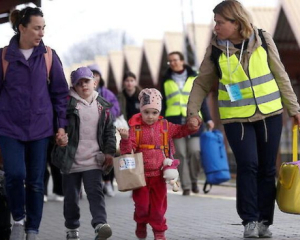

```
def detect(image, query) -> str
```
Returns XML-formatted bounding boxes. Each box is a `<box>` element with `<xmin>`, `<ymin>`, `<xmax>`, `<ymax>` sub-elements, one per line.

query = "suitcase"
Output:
<box><xmin>200</xmin><ymin>130</ymin><xmax>231</xmax><ymax>194</ymax></box>
<box><xmin>276</xmin><ymin>124</ymin><xmax>300</xmax><ymax>214</ymax></box>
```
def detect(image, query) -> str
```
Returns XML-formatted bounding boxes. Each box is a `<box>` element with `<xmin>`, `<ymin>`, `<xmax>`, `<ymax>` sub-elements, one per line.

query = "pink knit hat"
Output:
<box><xmin>138</xmin><ymin>88</ymin><xmax>162</xmax><ymax>112</ymax></box>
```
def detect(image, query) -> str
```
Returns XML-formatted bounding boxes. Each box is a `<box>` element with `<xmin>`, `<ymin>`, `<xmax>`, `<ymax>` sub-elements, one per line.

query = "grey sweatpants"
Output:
<box><xmin>62</xmin><ymin>169</ymin><xmax>107</xmax><ymax>229</ymax></box>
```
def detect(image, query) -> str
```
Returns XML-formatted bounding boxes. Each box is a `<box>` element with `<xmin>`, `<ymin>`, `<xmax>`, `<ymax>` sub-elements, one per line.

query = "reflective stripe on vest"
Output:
<box><xmin>164</xmin><ymin>77</ymin><xmax>202</xmax><ymax>118</ymax></box>
<box><xmin>218</xmin><ymin>46</ymin><xmax>282</xmax><ymax>119</ymax></box>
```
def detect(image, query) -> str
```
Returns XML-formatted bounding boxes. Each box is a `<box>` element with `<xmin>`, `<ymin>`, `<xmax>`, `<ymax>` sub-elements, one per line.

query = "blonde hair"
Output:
<box><xmin>213</xmin><ymin>0</ymin><xmax>253</xmax><ymax>39</ymax></box>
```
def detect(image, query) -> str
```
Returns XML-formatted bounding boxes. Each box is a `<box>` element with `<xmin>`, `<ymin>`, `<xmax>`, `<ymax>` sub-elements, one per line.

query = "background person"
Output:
<box><xmin>0</xmin><ymin>7</ymin><xmax>69</xmax><ymax>240</ymax></box>
<box><xmin>187</xmin><ymin>0</ymin><xmax>300</xmax><ymax>238</ymax></box>
<box><xmin>161</xmin><ymin>51</ymin><xmax>214</xmax><ymax>196</ymax></box>
<box><xmin>44</xmin><ymin>137</ymin><xmax>64</xmax><ymax>202</ymax></box>
<box><xmin>118</xmin><ymin>71</ymin><xmax>142</xmax><ymax>121</ymax></box>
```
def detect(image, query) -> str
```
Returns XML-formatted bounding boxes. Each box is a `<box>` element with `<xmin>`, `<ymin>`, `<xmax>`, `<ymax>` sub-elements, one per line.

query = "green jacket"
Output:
<box><xmin>51</xmin><ymin>95</ymin><xmax>116</xmax><ymax>174</ymax></box>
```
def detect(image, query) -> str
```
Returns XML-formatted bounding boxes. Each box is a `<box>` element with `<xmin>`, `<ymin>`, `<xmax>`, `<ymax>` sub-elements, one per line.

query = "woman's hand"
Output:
<box><xmin>187</xmin><ymin>116</ymin><xmax>202</xmax><ymax>131</ymax></box>
<box><xmin>293</xmin><ymin>113</ymin><xmax>300</xmax><ymax>127</ymax></box>
<box><xmin>118</xmin><ymin>128</ymin><xmax>129</xmax><ymax>139</ymax></box>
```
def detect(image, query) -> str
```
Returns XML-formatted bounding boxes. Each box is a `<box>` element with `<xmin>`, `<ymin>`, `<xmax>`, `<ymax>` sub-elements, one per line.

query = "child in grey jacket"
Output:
<box><xmin>52</xmin><ymin>67</ymin><xmax>116</xmax><ymax>240</ymax></box>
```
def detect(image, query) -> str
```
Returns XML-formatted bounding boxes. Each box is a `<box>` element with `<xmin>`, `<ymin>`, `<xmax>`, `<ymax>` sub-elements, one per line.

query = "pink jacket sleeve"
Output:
<box><xmin>120</xmin><ymin>127</ymin><xmax>137</xmax><ymax>154</ymax></box>
<box><xmin>168</xmin><ymin>122</ymin><xmax>197</xmax><ymax>139</ymax></box>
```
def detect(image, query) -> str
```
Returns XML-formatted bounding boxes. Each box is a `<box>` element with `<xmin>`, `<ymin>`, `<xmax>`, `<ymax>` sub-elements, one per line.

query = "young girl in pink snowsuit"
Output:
<box><xmin>118</xmin><ymin>88</ymin><xmax>199</xmax><ymax>240</ymax></box>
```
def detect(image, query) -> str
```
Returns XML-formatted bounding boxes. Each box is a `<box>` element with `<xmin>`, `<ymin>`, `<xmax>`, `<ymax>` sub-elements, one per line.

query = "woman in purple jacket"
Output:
<box><xmin>0</xmin><ymin>7</ymin><xmax>69</xmax><ymax>240</ymax></box>
<box><xmin>88</xmin><ymin>64</ymin><xmax>120</xmax><ymax>197</ymax></box>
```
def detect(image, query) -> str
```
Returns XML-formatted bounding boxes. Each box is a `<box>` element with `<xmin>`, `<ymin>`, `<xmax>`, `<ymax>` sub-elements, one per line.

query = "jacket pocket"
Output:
<box><xmin>51</xmin><ymin>144</ymin><xmax>72</xmax><ymax>174</ymax></box>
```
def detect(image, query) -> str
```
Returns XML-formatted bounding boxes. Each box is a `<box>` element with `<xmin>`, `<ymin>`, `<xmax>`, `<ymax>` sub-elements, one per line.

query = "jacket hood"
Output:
<box><xmin>128</xmin><ymin>113</ymin><xmax>163</xmax><ymax>127</ymax></box>
<box><xmin>69</xmin><ymin>88</ymin><xmax>112</xmax><ymax>109</ymax></box>
<box><xmin>163</xmin><ymin>64</ymin><xmax>197</xmax><ymax>82</ymax></box>
<box><xmin>87</xmin><ymin>63</ymin><xmax>102</xmax><ymax>76</ymax></box>
<box><xmin>70</xmin><ymin>88</ymin><xmax>99</xmax><ymax>105</ymax></box>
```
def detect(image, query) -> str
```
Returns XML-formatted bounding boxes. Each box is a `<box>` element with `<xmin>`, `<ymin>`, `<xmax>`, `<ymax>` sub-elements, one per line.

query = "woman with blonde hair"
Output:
<box><xmin>187</xmin><ymin>0</ymin><xmax>300</xmax><ymax>238</ymax></box>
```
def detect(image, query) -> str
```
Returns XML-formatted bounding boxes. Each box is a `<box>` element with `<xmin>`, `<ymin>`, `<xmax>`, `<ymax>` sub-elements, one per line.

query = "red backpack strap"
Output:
<box><xmin>44</xmin><ymin>46</ymin><xmax>52</xmax><ymax>83</ymax></box>
<box><xmin>2</xmin><ymin>47</ymin><xmax>8</xmax><ymax>80</ymax></box>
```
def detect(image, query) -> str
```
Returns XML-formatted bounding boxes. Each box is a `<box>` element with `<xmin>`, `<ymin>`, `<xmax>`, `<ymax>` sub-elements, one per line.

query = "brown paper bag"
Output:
<box><xmin>113</xmin><ymin>152</ymin><xmax>146</xmax><ymax>192</ymax></box>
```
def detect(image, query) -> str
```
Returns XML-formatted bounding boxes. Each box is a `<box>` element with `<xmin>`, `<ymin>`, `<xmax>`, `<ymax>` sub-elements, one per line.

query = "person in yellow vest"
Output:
<box><xmin>161</xmin><ymin>51</ymin><xmax>214</xmax><ymax>196</ymax></box>
<box><xmin>186</xmin><ymin>0</ymin><xmax>300</xmax><ymax>238</ymax></box>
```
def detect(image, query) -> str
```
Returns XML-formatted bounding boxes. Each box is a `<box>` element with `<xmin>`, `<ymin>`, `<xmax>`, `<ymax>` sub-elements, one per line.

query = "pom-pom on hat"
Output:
<box><xmin>138</xmin><ymin>88</ymin><xmax>162</xmax><ymax>112</ymax></box>
<box><xmin>71</xmin><ymin>67</ymin><xmax>94</xmax><ymax>86</ymax></box>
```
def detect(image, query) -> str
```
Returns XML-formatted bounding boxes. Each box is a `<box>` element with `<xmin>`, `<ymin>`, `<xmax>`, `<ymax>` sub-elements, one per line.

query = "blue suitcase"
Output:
<box><xmin>200</xmin><ymin>130</ymin><xmax>231</xmax><ymax>193</ymax></box>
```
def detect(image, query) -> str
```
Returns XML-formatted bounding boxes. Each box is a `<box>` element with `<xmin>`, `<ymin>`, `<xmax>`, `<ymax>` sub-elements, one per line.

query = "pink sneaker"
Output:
<box><xmin>154</xmin><ymin>231</ymin><xmax>166</xmax><ymax>240</ymax></box>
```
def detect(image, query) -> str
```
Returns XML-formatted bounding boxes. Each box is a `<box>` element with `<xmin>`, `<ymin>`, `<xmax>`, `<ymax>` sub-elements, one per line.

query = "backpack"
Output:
<box><xmin>1</xmin><ymin>46</ymin><xmax>53</xmax><ymax>82</ymax></box>
<box><xmin>134</xmin><ymin>119</ymin><xmax>170</xmax><ymax>158</ymax></box>
<box><xmin>200</xmin><ymin>130</ymin><xmax>231</xmax><ymax>194</ymax></box>
<box><xmin>210</xmin><ymin>29</ymin><xmax>268</xmax><ymax>79</ymax></box>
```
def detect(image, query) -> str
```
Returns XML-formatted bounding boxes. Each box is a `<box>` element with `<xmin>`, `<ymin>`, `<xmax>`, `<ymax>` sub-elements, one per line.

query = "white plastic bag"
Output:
<box><xmin>113</xmin><ymin>115</ymin><xmax>129</xmax><ymax>130</ymax></box>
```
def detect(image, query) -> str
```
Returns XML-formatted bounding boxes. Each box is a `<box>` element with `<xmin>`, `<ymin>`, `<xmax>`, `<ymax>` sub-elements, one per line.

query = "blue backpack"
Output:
<box><xmin>200</xmin><ymin>130</ymin><xmax>231</xmax><ymax>193</ymax></box>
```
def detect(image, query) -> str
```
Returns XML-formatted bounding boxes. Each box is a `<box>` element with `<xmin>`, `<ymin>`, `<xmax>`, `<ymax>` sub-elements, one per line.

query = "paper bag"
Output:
<box><xmin>113</xmin><ymin>152</ymin><xmax>146</xmax><ymax>192</ymax></box>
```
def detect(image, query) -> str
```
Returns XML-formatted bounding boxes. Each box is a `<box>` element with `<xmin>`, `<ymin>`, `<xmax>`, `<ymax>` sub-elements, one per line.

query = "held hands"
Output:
<box><xmin>118</xmin><ymin>128</ymin><xmax>129</xmax><ymax>140</ymax></box>
<box><xmin>56</xmin><ymin>128</ymin><xmax>68</xmax><ymax>147</ymax></box>
<box><xmin>187</xmin><ymin>116</ymin><xmax>202</xmax><ymax>131</ymax></box>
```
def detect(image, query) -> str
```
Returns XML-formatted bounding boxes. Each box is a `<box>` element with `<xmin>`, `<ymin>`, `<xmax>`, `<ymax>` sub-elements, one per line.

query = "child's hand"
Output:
<box><xmin>187</xmin><ymin>116</ymin><xmax>201</xmax><ymax>131</ymax></box>
<box><xmin>56</xmin><ymin>132</ymin><xmax>68</xmax><ymax>147</ymax></box>
<box><xmin>103</xmin><ymin>154</ymin><xmax>113</xmax><ymax>168</ymax></box>
<box><xmin>118</xmin><ymin>128</ymin><xmax>129</xmax><ymax>139</ymax></box>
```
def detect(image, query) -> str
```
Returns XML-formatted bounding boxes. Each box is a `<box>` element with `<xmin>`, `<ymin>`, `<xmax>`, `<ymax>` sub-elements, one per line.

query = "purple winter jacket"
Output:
<box><xmin>0</xmin><ymin>35</ymin><xmax>69</xmax><ymax>141</ymax></box>
<box><xmin>98</xmin><ymin>87</ymin><xmax>120</xmax><ymax>120</ymax></box>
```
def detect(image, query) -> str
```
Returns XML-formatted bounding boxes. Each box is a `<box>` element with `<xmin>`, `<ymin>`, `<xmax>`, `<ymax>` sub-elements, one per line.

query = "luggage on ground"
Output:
<box><xmin>276</xmin><ymin>124</ymin><xmax>300</xmax><ymax>214</ymax></box>
<box><xmin>200</xmin><ymin>130</ymin><xmax>231</xmax><ymax>193</ymax></box>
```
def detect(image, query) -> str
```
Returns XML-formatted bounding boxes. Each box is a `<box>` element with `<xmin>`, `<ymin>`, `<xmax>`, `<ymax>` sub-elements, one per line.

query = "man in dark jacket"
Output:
<box><xmin>161</xmin><ymin>51</ymin><xmax>214</xmax><ymax>196</ymax></box>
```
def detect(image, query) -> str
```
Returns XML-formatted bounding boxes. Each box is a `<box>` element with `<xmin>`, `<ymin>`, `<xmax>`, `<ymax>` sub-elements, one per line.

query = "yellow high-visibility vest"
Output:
<box><xmin>218</xmin><ymin>46</ymin><xmax>282</xmax><ymax>119</ymax></box>
<box><xmin>164</xmin><ymin>76</ymin><xmax>202</xmax><ymax>118</ymax></box>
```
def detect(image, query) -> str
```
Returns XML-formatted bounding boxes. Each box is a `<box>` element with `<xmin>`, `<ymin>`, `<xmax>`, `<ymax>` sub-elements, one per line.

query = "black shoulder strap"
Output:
<box><xmin>258</xmin><ymin>29</ymin><xmax>268</xmax><ymax>55</ymax></box>
<box><xmin>210</xmin><ymin>45</ymin><xmax>223</xmax><ymax>79</ymax></box>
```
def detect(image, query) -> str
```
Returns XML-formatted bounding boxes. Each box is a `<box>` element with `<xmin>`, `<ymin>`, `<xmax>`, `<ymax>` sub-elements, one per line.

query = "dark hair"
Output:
<box><xmin>91</xmin><ymin>70</ymin><xmax>105</xmax><ymax>88</ymax></box>
<box><xmin>123</xmin><ymin>71</ymin><xmax>136</xmax><ymax>82</ymax></box>
<box><xmin>10</xmin><ymin>7</ymin><xmax>44</xmax><ymax>35</ymax></box>
<box><xmin>168</xmin><ymin>51</ymin><xmax>184</xmax><ymax>61</ymax></box>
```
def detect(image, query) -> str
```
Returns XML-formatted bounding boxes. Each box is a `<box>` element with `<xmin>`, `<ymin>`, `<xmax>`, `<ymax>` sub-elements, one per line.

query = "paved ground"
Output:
<box><xmin>39</xmin><ymin>181</ymin><xmax>300</xmax><ymax>240</ymax></box>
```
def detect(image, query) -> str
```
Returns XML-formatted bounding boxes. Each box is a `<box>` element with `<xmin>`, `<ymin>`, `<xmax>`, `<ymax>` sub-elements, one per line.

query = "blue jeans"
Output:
<box><xmin>224</xmin><ymin>114</ymin><xmax>282</xmax><ymax>226</ymax></box>
<box><xmin>0</xmin><ymin>136</ymin><xmax>49</xmax><ymax>233</ymax></box>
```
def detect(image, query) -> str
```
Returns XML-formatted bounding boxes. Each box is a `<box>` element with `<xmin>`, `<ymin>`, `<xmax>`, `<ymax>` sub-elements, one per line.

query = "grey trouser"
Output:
<box><xmin>62</xmin><ymin>169</ymin><xmax>107</xmax><ymax>229</ymax></box>
<box><xmin>173</xmin><ymin>137</ymin><xmax>200</xmax><ymax>190</ymax></box>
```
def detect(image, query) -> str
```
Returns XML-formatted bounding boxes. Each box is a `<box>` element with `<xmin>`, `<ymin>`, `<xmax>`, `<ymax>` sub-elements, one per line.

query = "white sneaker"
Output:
<box><xmin>53</xmin><ymin>194</ymin><xmax>64</xmax><ymax>202</ymax></box>
<box><xmin>258</xmin><ymin>221</ymin><xmax>272</xmax><ymax>238</ymax></box>
<box><xmin>43</xmin><ymin>195</ymin><xmax>48</xmax><ymax>203</ymax></box>
<box><xmin>104</xmin><ymin>182</ymin><xmax>115</xmax><ymax>197</ymax></box>
<box><xmin>244</xmin><ymin>221</ymin><xmax>259</xmax><ymax>238</ymax></box>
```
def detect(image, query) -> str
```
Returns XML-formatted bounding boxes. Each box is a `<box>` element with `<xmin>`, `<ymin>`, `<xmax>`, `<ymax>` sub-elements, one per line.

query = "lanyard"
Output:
<box><xmin>226</xmin><ymin>40</ymin><xmax>245</xmax><ymax>83</ymax></box>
